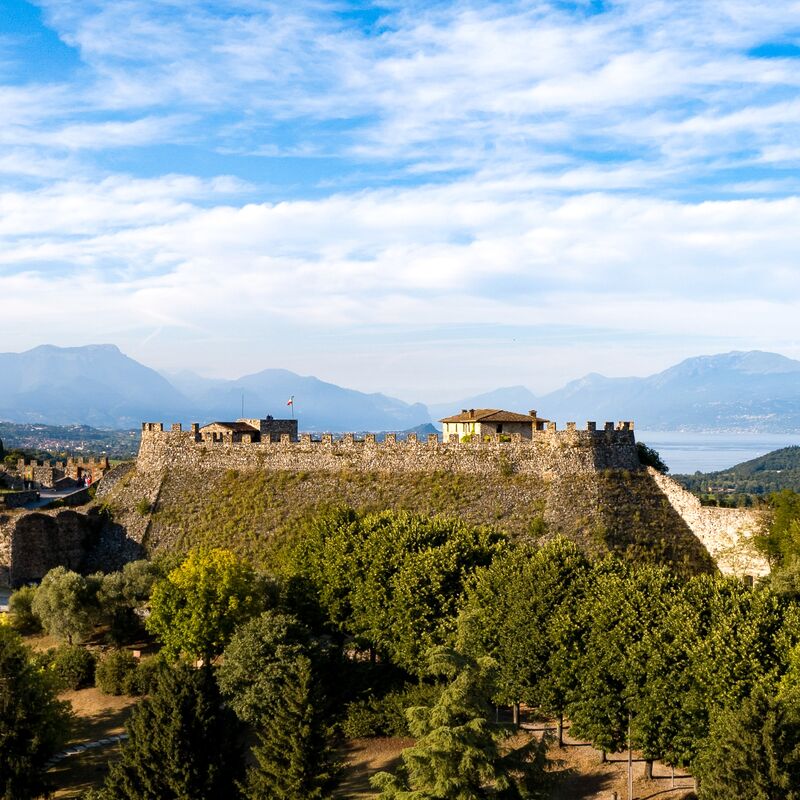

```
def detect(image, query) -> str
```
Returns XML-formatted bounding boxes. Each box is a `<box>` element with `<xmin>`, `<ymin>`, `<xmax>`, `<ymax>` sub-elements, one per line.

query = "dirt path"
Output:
<box><xmin>527</xmin><ymin>721</ymin><xmax>696</xmax><ymax>800</ymax></box>
<box><xmin>337</xmin><ymin>724</ymin><xmax>697</xmax><ymax>800</ymax></box>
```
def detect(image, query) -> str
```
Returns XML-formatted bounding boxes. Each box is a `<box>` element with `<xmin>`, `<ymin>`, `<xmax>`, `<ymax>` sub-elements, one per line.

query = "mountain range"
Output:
<box><xmin>3</xmin><ymin>345</ymin><xmax>800</xmax><ymax>433</ymax></box>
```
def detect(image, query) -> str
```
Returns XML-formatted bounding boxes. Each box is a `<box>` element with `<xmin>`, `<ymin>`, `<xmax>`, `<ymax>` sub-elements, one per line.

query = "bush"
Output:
<box><xmin>342</xmin><ymin>683</ymin><xmax>442</xmax><ymax>738</ymax></box>
<box><xmin>96</xmin><ymin>649</ymin><xmax>137</xmax><ymax>695</ymax></box>
<box><xmin>123</xmin><ymin>655</ymin><xmax>163</xmax><ymax>696</ymax></box>
<box><xmin>8</xmin><ymin>585</ymin><xmax>42</xmax><ymax>634</ymax></box>
<box><xmin>52</xmin><ymin>645</ymin><xmax>96</xmax><ymax>690</ymax></box>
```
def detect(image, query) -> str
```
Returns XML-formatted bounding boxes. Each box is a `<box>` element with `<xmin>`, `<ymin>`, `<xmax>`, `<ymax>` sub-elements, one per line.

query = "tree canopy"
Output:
<box><xmin>0</xmin><ymin>627</ymin><xmax>72</xmax><ymax>800</ymax></box>
<box><xmin>146</xmin><ymin>548</ymin><xmax>264</xmax><ymax>661</ymax></box>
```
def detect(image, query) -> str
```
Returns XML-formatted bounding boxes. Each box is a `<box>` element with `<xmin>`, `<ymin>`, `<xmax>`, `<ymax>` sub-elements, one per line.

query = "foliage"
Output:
<box><xmin>102</xmin><ymin>661</ymin><xmax>243</xmax><ymax>799</ymax></box>
<box><xmin>242</xmin><ymin>654</ymin><xmax>341</xmax><ymax>800</ymax></box>
<box><xmin>96</xmin><ymin>560</ymin><xmax>159</xmax><ymax>645</ymax></box>
<box><xmin>676</xmin><ymin>446</ymin><xmax>800</xmax><ymax>498</ymax></box>
<box><xmin>32</xmin><ymin>566</ymin><xmax>96</xmax><ymax>644</ymax></box>
<box><xmin>50</xmin><ymin>644</ymin><xmax>96</xmax><ymax>690</ymax></box>
<box><xmin>0</xmin><ymin>627</ymin><xmax>72</xmax><ymax>800</ymax></box>
<box><xmin>290</xmin><ymin>509</ymin><xmax>506</xmax><ymax>674</ymax></box>
<box><xmin>146</xmin><ymin>548</ymin><xmax>264</xmax><ymax>661</ymax></box>
<box><xmin>342</xmin><ymin>683</ymin><xmax>443</xmax><ymax>739</ymax></box>
<box><xmin>458</xmin><ymin>538</ymin><xmax>591</xmax><ymax>715</ymax></box>
<box><xmin>96</xmin><ymin>649</ymin><xmax>138</xmax><ymax>696</ymax></box>
<box><xmin>567</xmin><ymin>560</ymin><xmax>681</xmax><ymax>755</ymax></box>
<box><xmin>372</xmin><ymin>647</ymin><xmax>548</xmax><ymax>799</ymax></box>
<box><xmin>694</xmin><ymin>686</ymin><xmax>800</xmax><ymax>799</ymax></box>
<box><xmin>217</xmin><ymin>610</ymin><xmax>322</xmax><ymax>725</ymax></box>
<box><xmin>7</xmin><ymin>585</ymin><xmax>41</xmax><ymax>634</ymax></box>
<box><xmin>636</xmin><ymin>442</ymin><xmax>669</xmax><ymax>474</ymax></box>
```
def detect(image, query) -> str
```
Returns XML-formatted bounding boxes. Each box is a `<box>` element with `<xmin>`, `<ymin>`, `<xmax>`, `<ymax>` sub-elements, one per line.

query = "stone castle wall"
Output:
<box><xmin>136</xmin><ymin>421</ymin><xmax>640</xmax><ymax>477</ymax></box>
<box><xmin>648</xmin><ymin>468</ymin><xmax>769</xmax><ymax>578</ymax></box>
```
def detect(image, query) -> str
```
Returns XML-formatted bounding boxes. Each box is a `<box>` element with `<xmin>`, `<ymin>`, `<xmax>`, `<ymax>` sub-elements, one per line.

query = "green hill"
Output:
<box><xmin>675</xmin><ymin>445</ymin><xmax>800</xmax><ymax>499</ymax></box>
<box><xmin>96</xmin><ymin>462</ymin><xmax>716</xmax><ymax>576</ymax></box>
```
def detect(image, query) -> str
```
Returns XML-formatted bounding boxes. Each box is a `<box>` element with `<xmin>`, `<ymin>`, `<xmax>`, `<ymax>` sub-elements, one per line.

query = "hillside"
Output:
<box><xmin>675</xmin><ymin>446</ymin><xmax>800</xmax><ymax>496</ymax></box>
<box><xmin>97</xmin><ymin>462</ymin><xmax>716</xmax><ymax>576</ymax></box>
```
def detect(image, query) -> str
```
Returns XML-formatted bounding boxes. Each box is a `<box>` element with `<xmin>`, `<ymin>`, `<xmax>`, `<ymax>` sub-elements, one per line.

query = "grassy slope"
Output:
<box><xmin>101</xmin><ymin>466</ymin><xmax>715</xmax><ymax>575</ymax></box>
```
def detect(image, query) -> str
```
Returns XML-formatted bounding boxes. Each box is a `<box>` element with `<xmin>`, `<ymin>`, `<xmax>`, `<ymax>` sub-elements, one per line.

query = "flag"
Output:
<box><xmin>287</xmin><ymin>396</ymin><xmax>294</xmax><ymax>406</ymax></box>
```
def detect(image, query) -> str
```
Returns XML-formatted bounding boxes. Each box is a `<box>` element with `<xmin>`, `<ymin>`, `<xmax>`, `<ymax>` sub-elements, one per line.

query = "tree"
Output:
<box><xmin>636</xmin><ymin>442</ymin><xmax>669</xmax><ymax>474</ymax></box>
<box><xmin>371</xmin><ymin>647</ymin><xmax>548</xmax><ymax>799</ymax></box>
<box><xmin>32</xmin><ymin>566</ymin><xmax>96</xmax><ymax>644</ymax></box>
<box><xmin>7</xmin><ymin>585</ymin><xmax>42</xmax><ymax>634</ymax></box>
<box><xmin>97</xmin><ymin>560</ymin><xmax>160</xmax><ymax>645</ymax></box>
<box><xmin>0</xmin><ymin>627</ymin><xmax>72</xmax><ymax>800</ymax></box>
<box><xmin>218</xmin><ymin>610</ymin><xmax>327</xmax><ymax>726</ymax></box>
<box><xmin>243</xmin><ymin>655</ymin><xmax>340</xmax><ymax>800</ymax></box>
<box><xmin>102</xmin><ymin>661</ymin><xmax>243</xmax><ymax>799</ymax></box>
<box><xmin>146</xmin><ymin>548</ymin><xmax>264</xmax><ymax>662</ymax></box>
<box><xmin>292</xmin><ymin>509</ymin><xmax>506</xmax><ymax>674</ymax></box>
<box><xmin>694</xmin><ymin>685</ymin><xmax>800</xmax><ymax>799</ymax></box>
<box><xmin>458</xmin><ymin>539</ymin><xmax>590</xmax><ymax>743</ymax></box>
<box><xmin>567</xmin><ymin>560</ymin><xmax>680</xmax><ymax>758</ymax></box>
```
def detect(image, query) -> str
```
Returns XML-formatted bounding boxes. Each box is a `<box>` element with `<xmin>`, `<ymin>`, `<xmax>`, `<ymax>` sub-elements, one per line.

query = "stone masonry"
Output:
<box><xmin>137</xmin><ymin>420</ymin><xmax>639</xmax><ymax>477</ymax></box>
<box><xmin>648</xmin><ymin>468</ymin><xmax>769</xmax><ymax>579</ymax></box>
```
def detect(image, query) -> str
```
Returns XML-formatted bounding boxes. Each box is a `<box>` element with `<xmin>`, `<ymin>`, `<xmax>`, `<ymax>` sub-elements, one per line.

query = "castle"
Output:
<box><xmin>137</xmin><ymin>413</ymin><xmax>640</xmax><ymax>477</ymax></box>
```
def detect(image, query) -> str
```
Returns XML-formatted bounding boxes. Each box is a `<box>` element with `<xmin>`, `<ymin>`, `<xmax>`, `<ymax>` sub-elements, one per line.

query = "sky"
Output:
<box><xmin>3</xmin><ymin>0</ymin><xmax>800</xmax><ymax>403</ymax></box>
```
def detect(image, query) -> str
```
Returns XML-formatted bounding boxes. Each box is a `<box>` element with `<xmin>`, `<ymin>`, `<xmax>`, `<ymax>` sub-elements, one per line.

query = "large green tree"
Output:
<box><xmin>371</xmin><ymin>647</ymin><xmax>548</xmax><ymax>800</ymax></box>
<box><xmin>146</xmin><ymin>548</ymin><xmax>264</xmax><ymax>662</ymax></box>
<box><xmin>458</xmin><ymin>539</ymin><xmax>590</xmax><ymax>743</ymax></box>
<box><xmin>292</xmin><ymin>509</ymin><xmax>506</xmax><ymax>673</ymax></box>
<box><xmin>242</xmin><ymin>654</ymin><xmax>340</xmax><ymax>800</ymax></box>
<box><xmin>102</xmin><ymin>661</ymin><xmax>243</xmax><ymax>799</ymax></box>
<box><xmin>0</xmin><ymin>627</ymin><xmax>72</xmax><ymax>800</ymax></box>
<box><xmin>32</xmin><ymin>565</ymin><xmax>96</xmax><ymax>644</ymax></box>
<box><xmin>218</xmin><ymin>610</ymin><xmax>326</xmax><ymax>726</ymax></box>
<box><xmin>694</xmin><ymin>685</ymin><xmax>800</xmax><ymax>799</ymax></box>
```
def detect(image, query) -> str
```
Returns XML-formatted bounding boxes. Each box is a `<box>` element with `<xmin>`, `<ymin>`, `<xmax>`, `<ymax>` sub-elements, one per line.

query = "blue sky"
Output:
<box><xmin>3</xmin><ymin>0</ymin><xmax>800</xmax><ymax>402</ymax></box>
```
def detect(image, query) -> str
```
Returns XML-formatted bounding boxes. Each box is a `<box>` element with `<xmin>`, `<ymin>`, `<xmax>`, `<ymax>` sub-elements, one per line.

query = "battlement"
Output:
<box><xmin>137</xmin><ymin>419</ymin><xmax>640</xmax><ymax>478</ymax></box>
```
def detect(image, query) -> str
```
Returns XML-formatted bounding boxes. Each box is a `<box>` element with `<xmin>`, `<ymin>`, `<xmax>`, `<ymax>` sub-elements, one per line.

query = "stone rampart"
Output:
<box><xmin>136</xmin><ymin>421</ymin><xmax>640</xmax><ymax>477</ymax></box>
<box><xmin>648</xmin><ymin>468</ymin><xmax>769</xmax><ymax>579</ymax></box>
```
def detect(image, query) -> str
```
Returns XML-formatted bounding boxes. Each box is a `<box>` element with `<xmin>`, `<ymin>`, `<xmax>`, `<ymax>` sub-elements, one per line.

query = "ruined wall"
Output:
<box><xmin>648</xmin><ymin>468</ymin><xmax>769</xmax><ymax>579</ymax></box>
<box><xmin>8</xmin><ymin>510</ymin><xmax>97</xmax><ymax>586</ymax></box>
<box><xmin>0</xmin><ymin>490</ymin><xmax>38</xmax><ymax>509</ymax></box>
<box><xmin>137</xmin><ymin>421</ymin><xmax>640</xmax><ymax>478</ymax></box>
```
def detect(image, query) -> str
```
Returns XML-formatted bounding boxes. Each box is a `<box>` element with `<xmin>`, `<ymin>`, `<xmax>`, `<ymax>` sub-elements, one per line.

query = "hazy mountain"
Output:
<box><xmin>6</xmin><ymin>345</ymin><xmax>800</xmax><ymax>433</ymax></box>
<box><xmin>537</xmin><ymin>351</ymin><xmax>800</xmax><ymax>431</ymax></box>
<box><xmin>180</xmin><ymin>367</ymin><xmax>430</xmax><ymax>432</ymax></box>
<box><xmin>428</xmin><ymin>385</ymin><xmax>539</xmax><ymax>425</ymax></box>
<box><xmin>0</xmin><ymin>344</ymin><xmax>187</xmax><ymax>429</ymax></box>
<box><xmin>0</xmin><ymin>346</ymin><xmax>429</xmax><ymax>431</ymax></box>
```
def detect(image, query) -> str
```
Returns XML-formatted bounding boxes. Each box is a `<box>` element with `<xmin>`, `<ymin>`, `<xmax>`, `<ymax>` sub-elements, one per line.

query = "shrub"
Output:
<box><xmin>52</xmin><ymin>645</ymin><xmax>96</xmax><ymax>690</ymax></box>
<box><xmin>123</xmin><ymin>656</ymin><xmax>163</xmax><ymax>696</ymax></box>
<box><xmin>342</xmin><ymin>683</ymin><xmax>443</xmax><ymax>738</ymax></box>
<box><xmin>96</xmin><ymin>649</ymin><xmax>137</xmax><ymax>695</ymax></box>
<box><xmin>8</xmin><ymin>585</ymin><xmax>42</xmax><ymax>634</ymax></box>
<box><xmin>136</xmin><ymin>498</ymin><xmax>152</xmax><ymax>515</ymax></box>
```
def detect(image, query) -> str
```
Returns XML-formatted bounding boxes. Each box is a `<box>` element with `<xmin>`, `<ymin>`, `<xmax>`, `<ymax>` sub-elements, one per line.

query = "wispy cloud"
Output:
<box><xmin>4</xmin><ymin>1</ymin><xmax>800</xmax><ymax>396</ymax></box>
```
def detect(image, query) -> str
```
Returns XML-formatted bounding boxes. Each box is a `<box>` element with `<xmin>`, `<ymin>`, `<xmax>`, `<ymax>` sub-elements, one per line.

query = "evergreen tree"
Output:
<box><xmin>243</xmin><ymin>655</ymin><xmax>340</xmax><ymax>800</ymax></box>
<box><xmin>694</xmin><ymin>685</ymin><xmax>800</xmax><ymax>800</ymax></box>
<box><xmin>0</xmin><ymin>627</ymin><xmax>71</xmax><ymax>800</ymax></box>
<box><xmin>371</xmin><ymin>647</ymin><xmax>548</xmax><ymax>800</ymax></box>
<box><xmin>102</xmin><ymin>662</ymin><xmax>243</xmax><ymax>799</ymax></box>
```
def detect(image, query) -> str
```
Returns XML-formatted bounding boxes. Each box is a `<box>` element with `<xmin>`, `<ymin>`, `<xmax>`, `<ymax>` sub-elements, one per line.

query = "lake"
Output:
<box><xmin>637</xmin><ymin>431</ymin><xmax>800</xmax><ymax>475</ymax></box>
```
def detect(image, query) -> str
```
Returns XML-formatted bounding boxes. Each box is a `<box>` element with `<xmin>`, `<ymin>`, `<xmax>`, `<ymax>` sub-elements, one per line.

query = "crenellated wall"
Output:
<box><xmin>136</xmin><ymin>421</ymin><xmax>640</xmax><ymax>478</ymax></box>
